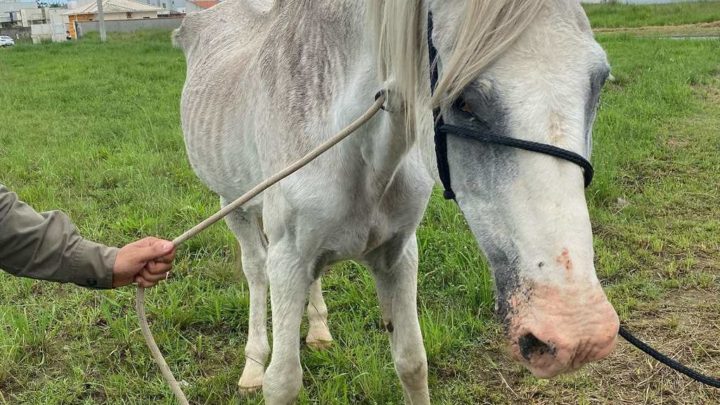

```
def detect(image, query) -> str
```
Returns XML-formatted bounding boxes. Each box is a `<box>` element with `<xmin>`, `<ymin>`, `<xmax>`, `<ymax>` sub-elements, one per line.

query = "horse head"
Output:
<box><xmin>427</xmin><ymin>0</ymin><xmax>618</xmax><ymax>378</ymax></box>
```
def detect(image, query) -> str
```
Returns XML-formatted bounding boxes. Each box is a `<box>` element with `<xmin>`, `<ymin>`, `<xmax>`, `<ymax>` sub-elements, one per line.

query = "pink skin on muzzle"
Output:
<box><xmin>505</xmin><ymin>283</ymin><xmax>619</xmax><ymax>378</ymax></box>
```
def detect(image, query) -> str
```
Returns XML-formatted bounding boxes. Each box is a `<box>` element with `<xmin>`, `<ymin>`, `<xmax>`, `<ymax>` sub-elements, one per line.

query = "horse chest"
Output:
<box><xmin>338</xmin><ymin>166</ymin><xmax>433</xmax><ymax>259</ymax></box>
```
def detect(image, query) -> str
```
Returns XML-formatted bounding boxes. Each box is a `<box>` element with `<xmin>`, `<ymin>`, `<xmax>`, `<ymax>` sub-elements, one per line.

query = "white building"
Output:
<box><xmin>64</xmin><ymin>0</ymin><xmax>163</xmax><ymax>38</ymax></box>
<box><xmin>65</xmin><ymin>0</ymin><xmax>162</xmax><ymax>22</ymax></box>
<box><xmin>26</xmin><ymin>8</ymin><xmax>69</xmax><ymax>43</ymax></box>
<box><xmin>0</xmin><ymin>1</ymin><xmax>37</xmax><ymax>27</ymax></box>
<box><xmin>19</xmin><ymin>7</ymin><xmax>69</xmax><ymax>27</ymax></box>
<box><xmin>143</xmin><ymin>0</ymin><xmax>187</xmax><ymax>14</ymax></box>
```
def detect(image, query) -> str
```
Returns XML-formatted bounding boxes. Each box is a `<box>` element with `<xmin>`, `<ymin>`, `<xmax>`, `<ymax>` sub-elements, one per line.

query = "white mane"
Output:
<box><xmin>369</xmin><ymin>0</ymin><xmax>545</xmax><ymax>110</ymax></box>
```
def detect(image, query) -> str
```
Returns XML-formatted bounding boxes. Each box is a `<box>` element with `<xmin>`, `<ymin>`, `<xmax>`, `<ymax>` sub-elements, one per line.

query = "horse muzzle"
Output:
<box><xmin>504</xmin><ymin>283</ymin><xmax>619</xmax><ymax>378</ymax></box>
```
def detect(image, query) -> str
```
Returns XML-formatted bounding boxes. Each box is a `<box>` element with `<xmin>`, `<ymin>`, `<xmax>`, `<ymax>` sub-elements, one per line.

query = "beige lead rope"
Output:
<box><xmin>135</xmin><ymin>94</ymin><xmax>386</xmax><ymax>404</ymax></box>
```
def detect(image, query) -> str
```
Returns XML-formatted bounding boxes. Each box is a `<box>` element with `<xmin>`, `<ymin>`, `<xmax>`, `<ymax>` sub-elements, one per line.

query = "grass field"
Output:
<box><xmin>584</xmin><ymin>0</ymin><xmax>720</xmax><ymax>28</ymax></box>
<box><xmin>1</xmin><ymin>6</ymin><xmax>719</xmax><ymax>405</ymax></box>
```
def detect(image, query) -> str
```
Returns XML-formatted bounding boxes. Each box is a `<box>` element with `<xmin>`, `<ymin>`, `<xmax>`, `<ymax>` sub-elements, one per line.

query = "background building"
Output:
<box><xmin>0</xmin><ymin>1</ymin><xmax>38</xmax><ymax>28</ymax></box>
<box><xmin>64</xmin><ymin>0</ymin><xmax>162</xmax><ymax>38</ymax></box>
<box><xmin>186</xmin><ymin>0</ymin><xmax>217</xmax><ymax>12</ymax></box>
<box><xmin>144</xmin><ymin>0</ymin><xmax>187</xmax><ymax>14</ymax></box>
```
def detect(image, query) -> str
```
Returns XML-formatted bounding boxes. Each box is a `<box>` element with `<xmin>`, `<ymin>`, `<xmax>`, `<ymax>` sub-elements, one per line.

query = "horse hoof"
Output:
<box><xmin>238</xmin><ymin>384</ymin><xmax>262</xmax><ymax>396</ymax></box>
<box><xmin>238</xmin><ymin>368</ymin><xmax>264</xmax><ymax>396</ymax></box>
<box><xmin>306</xmin><ymin>339</ymin><xmax>333</xmax><ymax>350</ymax></box>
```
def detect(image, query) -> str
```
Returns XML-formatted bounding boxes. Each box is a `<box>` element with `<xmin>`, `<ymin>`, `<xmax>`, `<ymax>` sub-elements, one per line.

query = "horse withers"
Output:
<box><xmin>175</xmin><ymin>0</ymin><xmax>618</xmax><ymax>403</ymax></box>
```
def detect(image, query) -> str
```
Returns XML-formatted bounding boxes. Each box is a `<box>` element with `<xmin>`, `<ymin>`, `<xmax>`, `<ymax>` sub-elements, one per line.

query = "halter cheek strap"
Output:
<box><xmin>427</xmin><ymin>14</ymin><xmax>594</xmax><ymax>200</ymax></box>
<box><xmin>428</xmin><ymin>14</ymin><xmax>457</xmax><ymax>200</ymax></box>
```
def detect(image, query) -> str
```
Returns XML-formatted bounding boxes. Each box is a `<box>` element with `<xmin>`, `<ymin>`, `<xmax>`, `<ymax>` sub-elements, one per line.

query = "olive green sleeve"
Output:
<box><xmin>0</xmin><ymin>185</ymin><xmax>116</xmax><ymax>289</ymax></box>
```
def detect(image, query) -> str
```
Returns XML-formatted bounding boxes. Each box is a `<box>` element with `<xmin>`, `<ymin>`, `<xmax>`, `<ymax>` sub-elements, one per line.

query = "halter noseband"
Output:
<box><xmin>427</xmin><ymin>14</ymin><xmax>594</xmax><ymax>200</ymax></box>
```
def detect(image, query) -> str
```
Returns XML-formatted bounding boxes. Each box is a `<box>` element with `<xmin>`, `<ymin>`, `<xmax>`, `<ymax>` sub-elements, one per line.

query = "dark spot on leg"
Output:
<box><xmin>538</xmin><ymin>262</ymin><xmax>545</xmax><ymax>269</ymax></box>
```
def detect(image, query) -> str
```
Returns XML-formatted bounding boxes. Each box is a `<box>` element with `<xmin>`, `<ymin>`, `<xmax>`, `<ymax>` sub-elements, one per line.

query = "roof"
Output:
<box><xmin>65</xmin><ymin>0</ymin><xmax>162</xmax><ymax>15</ymax></box>
<box><xmin>189</xmin><ymin>0</ymin><xmax>219</xmax><ymax>9</ymax></box>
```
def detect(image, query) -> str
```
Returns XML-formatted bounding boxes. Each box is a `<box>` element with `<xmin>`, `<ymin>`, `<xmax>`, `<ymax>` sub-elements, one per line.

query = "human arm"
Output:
<box><xmin>0</xmin><ymin>185</ymin><xmax>175</xmax><ymax>288</ymax></box>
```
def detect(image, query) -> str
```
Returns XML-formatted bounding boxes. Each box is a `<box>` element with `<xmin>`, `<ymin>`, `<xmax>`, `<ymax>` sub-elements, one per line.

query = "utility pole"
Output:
<box><xmin>96</xmin><ymin>0</ymin><xmax>106</xmax><ymax>42</ymax></box>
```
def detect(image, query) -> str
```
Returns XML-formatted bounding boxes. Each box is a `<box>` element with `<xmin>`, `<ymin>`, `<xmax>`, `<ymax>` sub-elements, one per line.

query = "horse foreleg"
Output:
<box><xmin>224</xmin><ymin>206</ymin><xmax>269</xmax><ymax>394</ymax></box>
<box><xmin>368</xmin><ymin>236</ymin><xmax>430</xmax><ymax>405</ymax></box>
<box><xmin>263</xmin><ymin>243</ymin><xmax>313</xmax><ymax>404</ymax></box>
<box><xmin>305</xmin><ymin>277</ymin><xmax>333</xmax><ymax>350</ymax></box>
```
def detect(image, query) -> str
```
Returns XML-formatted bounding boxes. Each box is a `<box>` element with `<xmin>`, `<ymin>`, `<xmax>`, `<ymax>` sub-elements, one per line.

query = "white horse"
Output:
<box><xmin>174</xmin><ymin>0</ymin><xmax>619</xmax><ymax>403</ymax></box>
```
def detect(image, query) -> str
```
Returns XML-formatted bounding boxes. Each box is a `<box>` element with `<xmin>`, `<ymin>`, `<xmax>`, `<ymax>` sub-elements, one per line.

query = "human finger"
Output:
<box><xmin>145</xmin><ymin>260</ymin><xmax>172</xmax><ymax>275</ymax></box>
<box><xmin>135</xmin><ymin>275</ymin><xmax>158</xmax><ymax>288</ymax></box>
<box><xmin>140</xmin><ymin>268</ymin><xmax>170</xmax><ymax>282</ymax></box>
<box><xmin>128</xmin><ymin>239</ymin><xmax>175</xmax><ymax>263</ymax></box>
<box><xmin>153</xmin><ymin>250</ymin><xmax>176</xmax><ymax>264</ymax></box>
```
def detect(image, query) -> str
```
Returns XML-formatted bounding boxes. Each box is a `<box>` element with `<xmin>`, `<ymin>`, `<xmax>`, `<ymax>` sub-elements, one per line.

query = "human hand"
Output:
<box><xmin>112</xmin><ymin>237</ymin><xmax>176</xmax><ymax>288</ymax></box>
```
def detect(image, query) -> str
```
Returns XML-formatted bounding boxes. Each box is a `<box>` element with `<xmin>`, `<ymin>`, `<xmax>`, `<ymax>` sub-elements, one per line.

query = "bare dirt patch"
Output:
<box><xmin>695</xmin><ymin>78</ymin><xmax>720</xmax><ymax>104</ymax></box>
<box><xmin>461</xmin><ymin>289</ymin><xmax>720</xmax><ymax>404</ymax></box>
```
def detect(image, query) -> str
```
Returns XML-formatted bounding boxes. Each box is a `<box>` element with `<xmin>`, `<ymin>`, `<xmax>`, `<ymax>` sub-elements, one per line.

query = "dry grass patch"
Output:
<box><xmin>595</xmin><ymin>21</ymin><xmax>720</xmax><ymax>38</ymax></box>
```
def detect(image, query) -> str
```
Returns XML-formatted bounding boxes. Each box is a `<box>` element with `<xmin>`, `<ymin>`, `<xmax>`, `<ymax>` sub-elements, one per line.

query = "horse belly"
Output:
<box><xmin>181</xmin><ymin>75</ymin><xmax>264</xmax><ymax>203</ymax></box>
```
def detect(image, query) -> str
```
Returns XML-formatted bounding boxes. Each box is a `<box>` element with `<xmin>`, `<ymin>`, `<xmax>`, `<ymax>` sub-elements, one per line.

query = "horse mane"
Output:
<box><xmin>368</xmin><ymin>0</ymin><xmax>545</xmax><ymax>111</ymax></box>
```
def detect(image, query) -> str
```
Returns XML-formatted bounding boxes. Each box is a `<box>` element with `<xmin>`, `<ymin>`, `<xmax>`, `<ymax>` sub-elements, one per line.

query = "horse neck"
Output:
<box><xmin>349</xmin><ymin>41</ymin><xmax>439</xmax><ymax>192</ymax></box>
<box><xmin>363</xmin><ymin>0</ymin><xmax>440</xmax><ymax>186</ymax></box>
<box><xmin>265</xmin><ymin>1</ymin><xmax>439</xmax><ymax>189</ymax></box>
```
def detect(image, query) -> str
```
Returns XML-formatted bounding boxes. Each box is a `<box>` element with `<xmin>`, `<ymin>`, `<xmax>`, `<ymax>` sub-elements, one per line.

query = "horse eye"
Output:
<box><xmin>455</xmin><ymin>97</ymin><xmax>473</xmax><ymax>113</ymax></box>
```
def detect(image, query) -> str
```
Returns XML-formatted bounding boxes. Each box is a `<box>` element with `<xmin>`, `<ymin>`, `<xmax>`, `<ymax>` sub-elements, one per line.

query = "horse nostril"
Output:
<box><xmin>518</xmin><ymin>333</ymin><xmax>556</xmax><ymax>361</ymax></box>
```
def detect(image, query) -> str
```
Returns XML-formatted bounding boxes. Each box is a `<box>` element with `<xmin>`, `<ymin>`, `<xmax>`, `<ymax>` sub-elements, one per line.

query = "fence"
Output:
<box><xmin>582</xmin><ymin>0</ymin><xmax>698</xmax><ymax>3</ymax></box>
<box><xmin>76</xmin><ymin>17</ymin><xmax>183</xmax><ymax>38</ymax></box>
<box><xmin>0</xmin><ymin>26</ymin><xmax>30</xmax><ymax>40</ymax></box>
<box><xmin>31</xmin><ymin>22</ymin><xmax>67</xmax><ymax>44</ymax></box>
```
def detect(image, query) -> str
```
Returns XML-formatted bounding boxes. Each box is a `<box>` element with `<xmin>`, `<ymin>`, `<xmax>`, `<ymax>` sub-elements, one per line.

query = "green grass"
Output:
<box><xmin>584</xmin><ymin>1</ymin><xmax>720</xmax><ymax>28</ymax></box>
<box><xmin>0</xmin><ymin>30</ymin><xmax>719</xmax><ymax>404</ymax></box>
